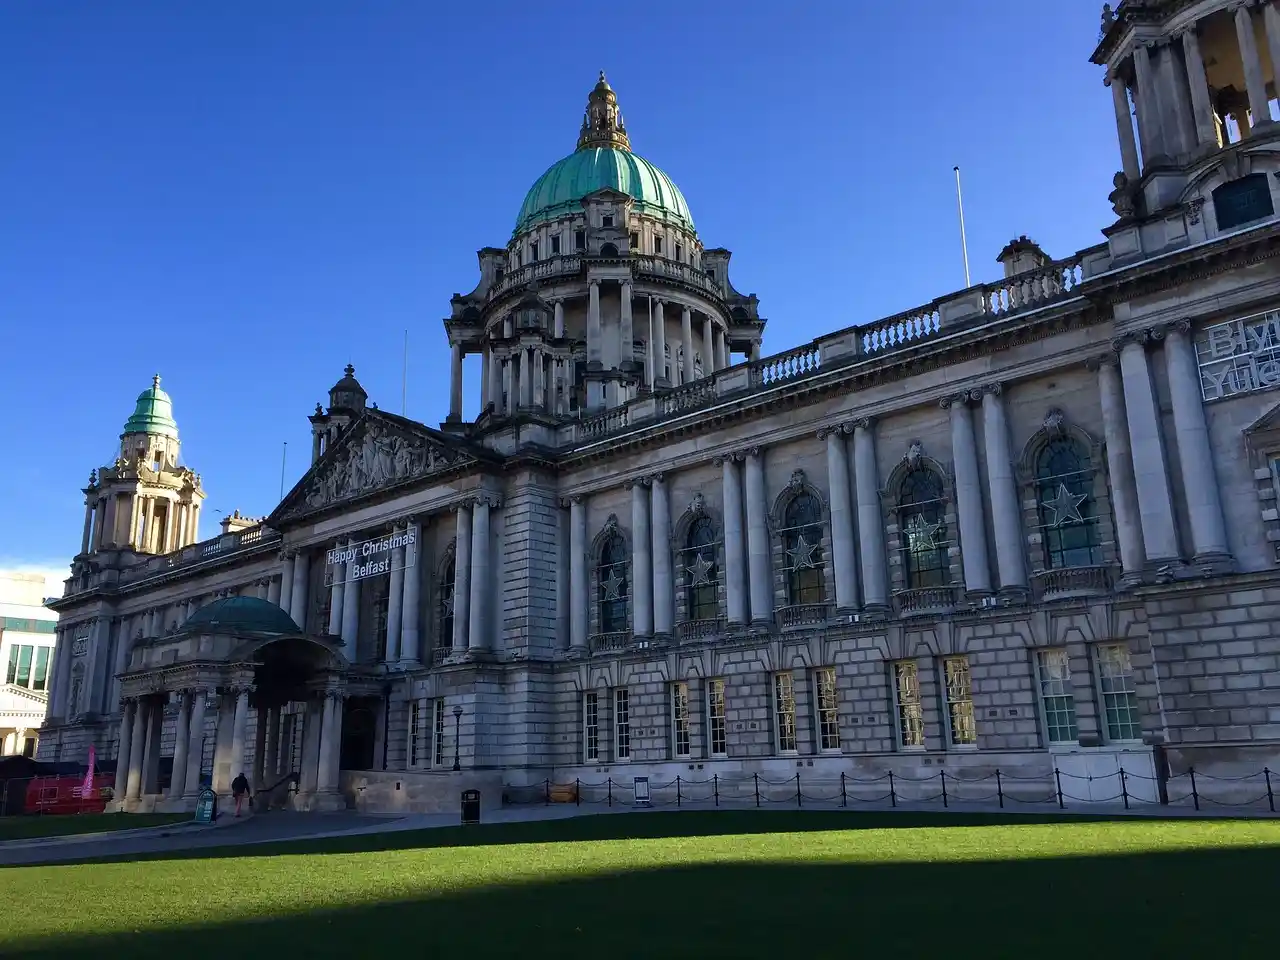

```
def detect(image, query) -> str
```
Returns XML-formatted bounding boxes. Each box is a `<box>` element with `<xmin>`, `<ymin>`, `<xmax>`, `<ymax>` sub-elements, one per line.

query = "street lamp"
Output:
<box><xmin>452</xmin><ymin>705</ymin><xmax>463</xmax><ymax>771</ymax></box>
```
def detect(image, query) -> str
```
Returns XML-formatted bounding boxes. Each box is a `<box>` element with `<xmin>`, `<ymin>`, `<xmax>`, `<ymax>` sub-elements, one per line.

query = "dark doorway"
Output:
<box><xmin>340</xmin><ymin>700</ymin><xmax>378</xmax><ymax>771</ymax></box>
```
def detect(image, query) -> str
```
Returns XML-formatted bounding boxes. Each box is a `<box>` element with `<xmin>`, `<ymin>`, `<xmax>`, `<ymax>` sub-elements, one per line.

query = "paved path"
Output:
<box><xmin>1</xmin><ymin>798</ymin><xmax>1273</xmax><ymax>868</ymax></box>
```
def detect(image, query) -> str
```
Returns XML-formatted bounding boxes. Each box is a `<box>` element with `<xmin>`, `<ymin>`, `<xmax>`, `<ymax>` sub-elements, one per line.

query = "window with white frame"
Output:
<box><xmin>707</xmin><ymin>678</ymin><xmax>727</xmax><ymax>757</ymax></box>
<box><xmin>814</xmin><ymin>667</ymin><xmax>840</xmax><ymax>751</ymax></box>
<box><xmin>892</xmin><ymin>660</ymin><xmax>925</xmax><ymax>748</ymax></box>
<box><xmin>774</xmin><ymin>672</ymin><xmax>797</xmax><ymax>753</ymax></box>
<box><xmin>584</xmin><ymin>691</ymin><xmax>600</xmax><ymax>762</ymax></box>
<box><xmin>671</xmin><ymin>682</ymin><xmax>691</xmax><ymax>758</ymax></box>
<box><xmin>432</xmin><ymin>699</ymin><xmax>445</xmax><ymax>767</ymax></box>
<box><xmin>1095</xmin><ymin>644</ymin><xmax>1142</xmax><ymax>741</ymax></box>
<box><xmin>614</xmin><ymin>688</ymin><xmax>631</xmax><ymax>760</ymax></box>
<box><xmin>1035</xmin><ymin>649</ymin><xmax>1079</xmax><ymax>744</ymax></box>
<box><xmin>942</xmin><ymin>656</ymin><xmax>977</xmax><ymax>746</ymax></box>
<box><xmin>408</xmin><ymin>699</ymin><xmax>422</xmax><ymax>767</ymax></box>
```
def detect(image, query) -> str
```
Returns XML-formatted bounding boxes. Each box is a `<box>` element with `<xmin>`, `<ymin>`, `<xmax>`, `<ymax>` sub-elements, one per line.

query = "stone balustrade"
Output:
<box><xmin>985</xmin><ymin>258</ymin><xmax>1085</xmax><ymax>315</ymax></box>
<box><xmin>675</xmin><ymin>618</ymin><xmax>723</xmax><ymax>642</ymax></box>
<box><xmin>1032</xmin><ymin>564</ymin><xmax>1114</xmax><ymax>601</ymax></box>
<box><xmin>892</xmin><ymin>587</ymin><xmax>958</xmax><ymax>617</ymax></box>
<box><xmin>776</xmin><ymin>603</ymin><xmax>832</xmax><ymax>629</ymax></box>
<box><xmin>752</xmin><ymin>343</ymin><xmax>821</xmax><ymax>388</ymax></box>
<box><xmin>590</xmin><ymin>631</ymin><xmax>631</xmax><ymax>653</ymax></box>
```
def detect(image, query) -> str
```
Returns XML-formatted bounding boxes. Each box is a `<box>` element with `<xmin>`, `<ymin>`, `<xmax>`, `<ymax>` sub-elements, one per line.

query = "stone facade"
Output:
<box><xmin>38</xmin><ymin>3</ymin><xmax>1280</xmax><ymax>811</ymax></box>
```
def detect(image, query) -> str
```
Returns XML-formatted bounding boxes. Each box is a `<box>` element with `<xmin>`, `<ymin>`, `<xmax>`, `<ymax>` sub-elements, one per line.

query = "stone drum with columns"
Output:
<box><xmin>39</xmin><ymin>16</ymin><xmax>1280</xmax><ymax>811</ymax></box>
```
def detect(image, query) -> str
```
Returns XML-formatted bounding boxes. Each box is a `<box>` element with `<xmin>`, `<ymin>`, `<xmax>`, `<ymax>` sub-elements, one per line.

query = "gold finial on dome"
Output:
<box><xmin>576</xmin><ymin>72</ymin><xmax>630</xmax><ymax>152</ymax></box>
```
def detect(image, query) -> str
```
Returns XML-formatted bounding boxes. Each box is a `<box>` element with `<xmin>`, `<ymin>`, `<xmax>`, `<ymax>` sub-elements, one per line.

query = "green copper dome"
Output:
<box><xmin>122</xmin><ymin>375</ymin><xmax>179</xmax><ymax>439</ymax></box>
<box><xmin>514</xmin><ymin>73</ymin><xmax>694</xmax><ymax>236</ymax></box>
<box><xmin>183</xmin><ymin>597</ymin><xmax>301</xmax><ymax>636</ymax></box>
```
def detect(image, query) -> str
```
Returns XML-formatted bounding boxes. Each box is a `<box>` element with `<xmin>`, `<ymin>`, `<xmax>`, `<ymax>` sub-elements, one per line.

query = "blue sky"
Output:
<box><xmin>0</xmin><ymin>1</ymin><xmax>1114</xmax><ymax>576</ymax></box>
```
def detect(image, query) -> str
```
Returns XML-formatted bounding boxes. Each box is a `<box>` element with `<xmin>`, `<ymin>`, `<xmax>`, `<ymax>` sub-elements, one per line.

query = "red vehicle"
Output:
<box><xmin>24</xmin><ymin>774</ymin><xmax>112</xmax><ymax>815</ymax></box>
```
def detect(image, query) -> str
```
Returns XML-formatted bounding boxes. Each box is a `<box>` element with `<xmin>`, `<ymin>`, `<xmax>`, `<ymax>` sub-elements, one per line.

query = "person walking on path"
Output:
<box><xmin>231</xmin><ymin>772</ymin><xmax>252</xmax><ymax>817</ymax></box>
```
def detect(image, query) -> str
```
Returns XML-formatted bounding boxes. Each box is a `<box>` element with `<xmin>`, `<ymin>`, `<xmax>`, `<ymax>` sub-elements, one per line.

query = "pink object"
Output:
<box><xmin>82</xmin><ymin>745</ymin><xmax>96</xmax><ymax>799</ymax></box>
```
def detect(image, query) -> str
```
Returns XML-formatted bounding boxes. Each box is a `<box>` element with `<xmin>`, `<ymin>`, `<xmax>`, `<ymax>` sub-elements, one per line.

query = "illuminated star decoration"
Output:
<box><xmin>687</xmin><ymin>554</ymin><xmax>715</xmax><ymax>586</ymax></box>
<box><xmin>602</xmin><ymin>569</ymin><xmax>625</xmax><ymax>600</ymax></box>
<box><xmin>441</xmin><ymin>588</ymin><xmax>455</xmax><ymax>617</ymax></box>
<box><xmin>787</xmin><ymin>534</ymin><xmax>819</xmax><ymax>570</ymax></box>
<box><xmin>905</xmin><ymin>513</ymin><xmax>942</xmax><ymax>548</ymax></box>
<box><xmin>1042</xmin><ymin>483</ymin><xmax>1087</xmax><ymax>527</ymax></box>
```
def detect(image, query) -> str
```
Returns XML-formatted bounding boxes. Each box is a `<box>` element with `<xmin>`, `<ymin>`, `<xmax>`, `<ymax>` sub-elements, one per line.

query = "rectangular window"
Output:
<box><xmin>551</xmin><ymin>235</ymin><xmax>561</xmax><ymax>255</ymax></box>
<box><xmin>1036</xmin><ymin>649</ymin><xmax>1079</xmax><ymax>744</ymax></box>
<box><xmin>893</xmin><ymin>660</ymin><xmax>925</xmax><ymax>748</ymax></box>
<box><xmin>529</xmin><ymin>240</ymin><xmax>539</xmax><ymax>261</ymax></box>
<box><xmin>584</xmin><ymin>691</ymin><xmax>600</xmax><ymax>762</ymax></box>
<box><xmin>654</xmin><ymin>236</ymin><xmax>663</xmax><ymax>255</ymax></box>
<box><xmin>707</xmin><ymin>679</ymin><xmax>727</xmax><ymax>757</ymax></box>
<box><xmin>774</xmin><ymin>672</ymin><xmax>797</xmax><ymax>753</ymax></box>
<box><xmin>575</xmin><ymin>230</ymin><xmax>585</xmax><ymax>251</ymax></box>
<box><xmin>4</xmin><ymin>645</ymin><xmax>18</xmax><ymax>685</ymax></box>
<box><xmin>614</xmin><ymin>688</ymin><xmax>631</xmax><ymax>760</ymax></box>
<box><xmin>672</xmin><ymin>682</ymin><xmax>691</xmax><ymax>758</ymax></box>
<box><xmin>629</xmin><ymin>231</ymin><xmax>639</xmax><ymax>249</ymax></box>
<box><xmin>943</xmin><ymin>656</ymin><xmax>977</xmax><ymax>746</ymax></box>
<box><xmin>675</xmin><ymin>243</ymin><xmax>683</xmax><ymax>261</ymax></box>
<box><xmin>814</xmin><ymin>667</ymin><xmax>840</xmax><ymax>751</ymax></box>
<box><xmin>602</xmin><ymin>214</ymin><xmax>613</xmax><ymax>228</ymax></box>
<box><xmin>1095</xmin><ymin>644</ymin><xmax>1142</xmax><ymax>741</ymax></box>
<box><xmin>31</xmin><ymin>646</ymin><xmax>51</xmax><ymax>691</ymax></box>
<box><xmin>14</xmin><ymin>645</ymin><xmax>33</xmax><ymax>688</ymax></box>
<box><xmin>408</xmin><ymin>699</ymin><xmax>422</xmax><ymax>768</ymax></box>
<box><xmin>433</xmin><ymin>699</ymin><xmax>446</xmax><ymax>767</ymax></box>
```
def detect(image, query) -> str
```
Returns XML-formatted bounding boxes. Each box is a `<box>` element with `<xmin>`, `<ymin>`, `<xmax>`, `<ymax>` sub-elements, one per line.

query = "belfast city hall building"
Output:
<box><xmin>39</xmin><ymin>1</ymin><xmax>1280</xmax><ymax>811</ymax></box>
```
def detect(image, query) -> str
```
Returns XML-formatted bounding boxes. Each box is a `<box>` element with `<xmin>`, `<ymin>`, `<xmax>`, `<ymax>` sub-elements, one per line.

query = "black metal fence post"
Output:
<box><xmin>888</xmin><ymin>770</ymin><xmax>897</xmax><ymax>808</ymax></box>
<box><xmin>676</xmin><ymin>775</ymin><xmax>682</xmax><ymax>807</ymax></box>
<box><xmin>544</xmin><ymin>779</ymin><xmax>550</xmax><ymax>805</ymax></box>
<box><xmin>1266</xmin><ymin>768</ymin><xmax>1275</xmax><ymax>813</ymax></box>
<box><xmin>1054</xmin><ymin>768</ymin><xmax>1064</xmax><ymax>809</ymax></box>
<box><xmin>575</xmin><ymin>778</ymin><xmax>581</xmax><ymax>806</ymax></box>
<box><xmin>996</xmin><ymin>769</ymin><xmax>1004</xmax><ymax>809</ymax></box>
<box><xmin>1120</xmin><ymin>768</ymin><xmax>1129</xmax><ymax>810</ymax></box>
<box><xmin>608</xmin><ymin>777</ymin><xmax>613</xmax><ymax>807</ymax></box>
<box><xmin>754</xmin><ymin>772</ymin><xmax>760</xmax><ymax>808</ymax></box>
<box><xmin>795</xmin><ymin>772</ymin><xmax>802</xmax><ymax>808</ymax></box>
<box><xmin>840</xmin><ymin>771</ymin><xmax>847</xmax><ymax>808</ymax></box>
<box><xmin>1190</xmin><ymin>767</ymin><xmax>1200</xmax><ymax>811</ymax></box>
<box><xmin>940</xmin><ymin>769</ymin><xmax>948</xmax><ymax>808</ymax></box>
<box><xmin>714</xmin><ymin>773</ymin><xmax>720</xmax><ymax>807</ymax></box>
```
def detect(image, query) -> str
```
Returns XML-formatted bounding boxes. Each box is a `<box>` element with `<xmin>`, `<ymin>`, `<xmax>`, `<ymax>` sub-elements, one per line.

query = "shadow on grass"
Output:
<box><xmin>0</xmin><ymin>808</ymin><xmax>1186</xmax><ymax>868</ymax></box>
<box><xmin>5</xmin><ymin>844</ymin><xmax>1279</xmax><ymax>959</ymax></box>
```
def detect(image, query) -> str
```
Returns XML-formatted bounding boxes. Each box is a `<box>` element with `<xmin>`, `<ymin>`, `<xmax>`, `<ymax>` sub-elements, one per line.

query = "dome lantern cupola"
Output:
<box><xmin>123</xmin><ymin>374</ymin><xmax>179</xmax><ymax>440</ymax></box>
<box><xmin>577</xmin><ymin>71</ymin><xmax>631</xmax><ymax>152</ymax></box>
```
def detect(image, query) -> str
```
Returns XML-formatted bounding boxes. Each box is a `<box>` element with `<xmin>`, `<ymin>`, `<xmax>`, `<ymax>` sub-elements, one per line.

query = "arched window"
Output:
<box><xmin>900</xmin><ymin>468</ymin><xmax>948</xmax><ymax>588</ymax></box>
<box><xmin>1036</xmin><ymin>438</ymin><xmax>1102</xmax><ymax>568</ymax></box>
<box><xmin>598</xmin><ymin>532</ymin><xmax>630</xmax><ymax>633</ymax></box>
<box><xmin>683</xmin><ymin>516</ymin><xmax>719</xmax><ymax>621</ymax></box>
<box><xmin>438</xmin><ymin>555</ymin><xmax>456</xmax><ymax>647</ymax></box>
<box><xmin>781</xmin><ymin>492</ymin><xmax>825</xmax><ymax>605</ymax></box>
<box><xmin>69</xmin><ymin>664</ymin><xmax>84</xmax><ymax>717</ymax></box>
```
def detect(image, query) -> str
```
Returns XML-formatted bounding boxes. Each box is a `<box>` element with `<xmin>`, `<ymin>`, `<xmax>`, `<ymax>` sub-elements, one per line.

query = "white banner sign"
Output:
<box><xmin>325</xmin><ymin>529</ymin><xmax>417</xmax><ymax>586</ymax></box>
<box><xmin>1196</xmin><ymin>310</ymin><xmax>1280</xmax><ymax>401</ymax></box>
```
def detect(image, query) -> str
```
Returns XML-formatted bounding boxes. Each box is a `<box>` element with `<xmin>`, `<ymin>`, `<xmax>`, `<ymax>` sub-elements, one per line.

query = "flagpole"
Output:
<box><xmin>953</xmin><ymin>165</ymin><xmax>972</xmax><ymax>288</ymax></box>
<box><xmin>279</xmin><ymin>442</ymin><xmax>288</xmax><ymax>501</ymax></box>
<box><xmin>402</xmin><ymin>329</ymin><xmax>409</xmax><ymax>417</ymax></box>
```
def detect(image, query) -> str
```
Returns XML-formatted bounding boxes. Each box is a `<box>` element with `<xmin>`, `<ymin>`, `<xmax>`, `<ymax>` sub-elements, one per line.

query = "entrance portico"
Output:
<box><xmin>113</xmin><ymin>596</ymin><xmax>350</xmax><ymax>813</ymax></box>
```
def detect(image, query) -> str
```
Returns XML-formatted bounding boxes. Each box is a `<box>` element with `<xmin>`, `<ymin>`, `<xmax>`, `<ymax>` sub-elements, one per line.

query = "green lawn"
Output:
<box><xmin>0</xmin><ymin>813</ymin><xmax>190</xmax><ymax>842</ymax></box>
<box><xmin>1</xmin><ymin>811</ymin><xmax>1277</xmax><ymax>958</ymax></box>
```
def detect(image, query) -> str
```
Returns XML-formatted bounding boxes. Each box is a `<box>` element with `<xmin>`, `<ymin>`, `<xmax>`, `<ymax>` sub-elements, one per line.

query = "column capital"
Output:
<box><xmin>742</xmin><ymin>445</ymin><xmax>764</xmax><ymax>459</ymax></box>
<box><xmin>474</xmin><ymin>492</ymin><xmax>503</xmax><ymax>509</ymax></box>
<box><xmin>1111</xmin><ymin>329</ymin><xmax>1152</xmax><ymax>351</ymax></box>
<box><xmin>560</xmin><ymin>494</ymin><xmax>583</xmax><ymax>508</ymax></box>
<box><xmin>1159</xmin><ymin>318</ymin><xmax>1194</xmax><ymax>339</ymax></box>
<box><xmin>649</xmin><ymin>472</ymin><xmax>667</xmax><ymax>486</ymax></box>
<box><xmin>980</xmin><ymin>382</ymin><xmax>1004</xmax><ymax>397</ymax></box>
<box><xmin>853</xmin><ymin>416</ymin><xmax>876</xmax><ymax>431</ymax></box>
<box><xmin>1085</xmin><ymin>350</ymin><xmax>1121</xmax><ymax>372</ymax></box>
<box><xmin>713</xmin><ymin>453</ymin><xmax>743</xmax><ymax>467</ymax></box>
<box><xmin>624</xmin><ymin>476</ymin><xmax>652</xmax><ymax>490</ymax></box>
<box><xmin>939</xmin><ymin>392</ymin><xmax>975</xmax><ymax>410</ymax></box>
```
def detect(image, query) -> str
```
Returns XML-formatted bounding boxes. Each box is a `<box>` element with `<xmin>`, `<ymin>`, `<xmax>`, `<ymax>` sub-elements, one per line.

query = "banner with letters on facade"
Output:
<box><xmin>324</xmin><ymin>529</ymin><xmax>417</xmax><ymax>586</ymax></box>
<box><xmin>1196</xmin><ymin>310</ymin><xmax>1280</xmax><ymax>401</ymax></box>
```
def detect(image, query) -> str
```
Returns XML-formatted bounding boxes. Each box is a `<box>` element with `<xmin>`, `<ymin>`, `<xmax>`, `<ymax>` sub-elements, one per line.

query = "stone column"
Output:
<box><xmin>743</xmin><ymin>448</ymin><xmax>772</xmax><ymax>625</ymax></box>
<box><xmin>229</xmin><ymin>688</ymin><xmax>250</xmax><ymax>781</ymax></box>
<box><xmin>534</xmin><ymin>349</ymin><xmax>546</xmax><ymax>409</ymax></box>
<box><xmin>452</xmin><ymin>502</ymin><xmax>473</xmax><ymax>653</ymax></box>
<box><xmin>1265</xmin><ymin>3</ymin><xmax>1280</xmax><ymax>120</ymax></box>
<box><xmin>852</xmin><ymin>421</ymin><xmax>889</xmax><ymax>610</ymax></box>
<box><xmin>140</xmin><ymin>701</ymin><xmax>160</xmax><ymax>794</ymax></box>
<box><xmin>587</xmin><ymin>281</ymin><xmax>602</xmax><ymax>367</ymax></box>
<box><xmin>822</xmin><ymin>426</ymin><xmax>858</xmax><ymax>610</ymax></box>
<box><xmin>681</xmin><ymin>307</ymin><xmax>695</xmax><ymax>383</ymax></box>
<box><xmin>252</xmin><ymin>704</ymin><xmax>267</xmax><ymax>789</ymax></box>
<box><xmin>183</xmin><ymin>691</ymin><xmax>208</xmax><ymax>798</ymax></box>
<box><xmin>651</xmin><ymin>474</ymin><xmax>674</xmax><ymax>637</ymax></box>
<box><xmin>386</xmin><ymin>526</ymin><xmax>405</xmax><ymax>662</ymax></box>
<box><xmin>103</xmin><ymin>494</ymin><xmax>118</xmax><ymax>549</ymax></box>
<box><xmin>328</xmin><ymin>542</ymin><xmax>345</xmax><ymax>636</ymax></box>
<box><xmin>169</xmin><ymin>692</ymin><xmax>190</xmax><ymax>801</ymax></box>
<box><xmin>1109</xmin><ymin>70</ymin><xmax>1141</xmax><ymax>181</ymax></box>
<box><xmin>488</xmin><ymin>351</ymin><xmax>503</xmax><ymax>413</ymax></box>
<box><xmin>518</xmin><ymin>348</ymin><xmax>531</xmax><ymax>408</ymax></box>
<box><xmin>289</xmin><ymin>552</ymin><xmax>309</xmax><ymax>627</ymax></box>
<box><xmin>1163</xmin><ymin>321</ymin><xmax>1232</xmax><ymax>566</ymax></box>
<box><xmin>111</xmin><ymin>614</ymin><xmax>133</xmax><ymax>708</ymax></box>
<box><xmin>946</xmin><ymin>395</ymin><xmax>993</xmax><ymax>595</ymax></box>
<box><xmin>267</xmin><ymin>574</ymin><xmax>281</xmax><ymax>605</ymax></box>
<box><xmin>316</xmin><ymin>694</ymin><xmax>339</xmax><ymax>793</ymax></box>
<box><xmin>630</xmin><ymin>480</ymin><xmax>653</xmax><ymax>636</ymax></box>
<box><xmin>1094</xmin><ymin>355</ymin><xmax>1146</xmax><ymax>580</ymax></box>
<box><xmin>341</xmin><ymin>552</ymin><xmax>360</xmax><ymax>654</ymax></box>
<box><xmin>263</xmin><ymin>707</ymin><xmax>281</xmax><ymax>787</ymax></box>
<box><xmin>1236</xmin><ymin>3</ymin><xmax>1271</xmax><ymax>128</ymax></box>
<box><xmin>620</xmin><ymin>281</ymin><xmax>634</xmax><ymax>368</ymax></box>
<box><xmin>81</xmin><ymin>499</ymin><xmax>93</xmax><ymax>554</ymax></box>
<box><xmin>448</xmin><ymin>342</ymin><xmax>463</xmax><ymax>420</ymax></box>
<box><xmin>125</xmin><ymin>699</ymin><xmax>147</xmax><ymax>800</ymax></box>
<box><xmin>1132</xmin><ymin>42</ymin><xmax>1165</xmax><ymax>163</ymax></box>
<box><xmin>553</xmin><ymin>300</ymin><xmax>565</xmax><ymax>339</ymax></box>
<box><xmin>1118</xmin><ymin>333</ymin><xmax>1180</xmax><ymax>564</ymax></box>
<box><xmin>401</xmin><ymin>519</ymin><xmax>421</xmax><ymax>663</ymax></box>
<box><xmin>720</xmin><ymin>455</ymin><xmax>748</xmax><ymax>626</ymax></box>
<box><xmin>981</xmin><ymin>385</ymin><xmax>1026</xmax><ymax>593</ymax></box>
<box><xmin>480</xmin><ymin>344</ymin><xmax>491</xmax><ymax>410</ymax></box>
<box><xmin>701</xmin><ymin>315</ymin><xmax>714</xmax><ymax>374</ymax></box>
<box><xmin>654</xmin><ymin>300</ymin><xmax>668</xmax><ymax>386</ymax></box>
<box><xmin>113</xmin><ymin>700</ymin><xmax>134</xmax><ymax>801</ymax></box>
<box><xmin>468</xmin><ymin>497</ymin><xmax>492</xmax><ymax>651</ymax></box>
<box><xmin>568</xmin><ymin>497</ymin><xmax>588</xmax><ymax>653</ymax></box>
<box><xmin>749</xmin><ymin>342</ymin><xmax>761</xmax><ymax>363</ymax></box>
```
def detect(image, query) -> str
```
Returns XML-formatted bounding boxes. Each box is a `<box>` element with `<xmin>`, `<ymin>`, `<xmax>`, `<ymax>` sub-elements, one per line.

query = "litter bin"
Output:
<box><xmin>461</xmin><ymin>789</ymin><xmax>481</xmax><ymax>825</ymax></box>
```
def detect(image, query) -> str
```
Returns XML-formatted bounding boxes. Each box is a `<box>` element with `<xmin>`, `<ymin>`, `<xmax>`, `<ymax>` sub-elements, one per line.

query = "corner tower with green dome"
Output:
<box><xmin>442</xmin><ymin>72</ymin><xmax>764</xmax><ymax>426</ymax></box>
<box><xmin>78</xmin><ymin>374</ymin><xmax>206</xmax><ymax>558</ymax></box>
